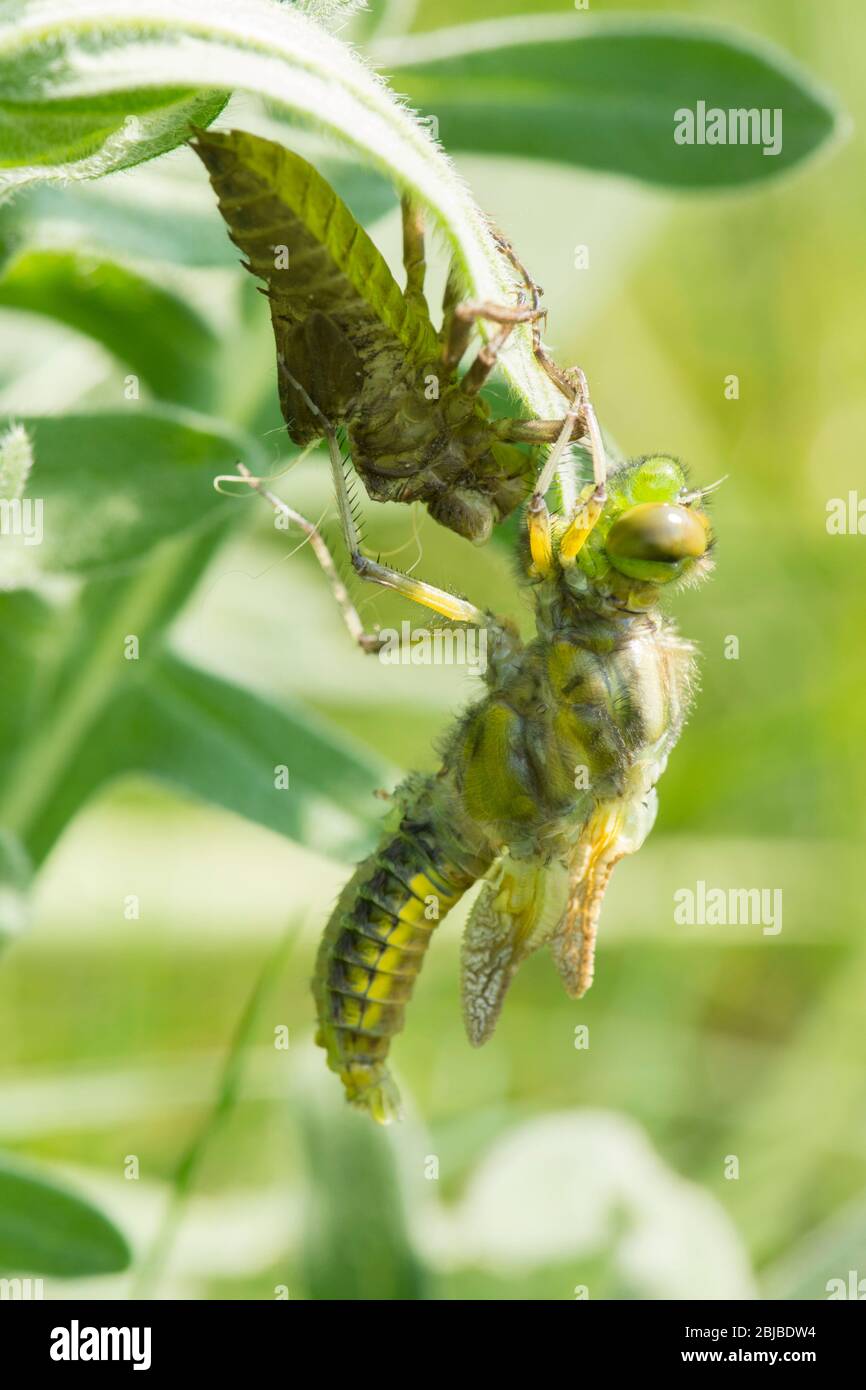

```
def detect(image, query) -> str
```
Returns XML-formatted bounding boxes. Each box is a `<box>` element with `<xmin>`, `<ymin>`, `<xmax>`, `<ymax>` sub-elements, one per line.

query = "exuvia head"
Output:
<box><xmin>428</xmin><ymin>445</ymin><xmax>531</xmax><ymax>545</ymax></box>
<box><xmin>529</xmin><ymin>454</ymin><xmax>717</xmax><ymax>610</ymax></box>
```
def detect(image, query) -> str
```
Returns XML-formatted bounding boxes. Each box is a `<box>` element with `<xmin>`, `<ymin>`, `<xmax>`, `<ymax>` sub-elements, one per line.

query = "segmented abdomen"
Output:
<box><xmin>313</xmin><ymin>794</ymin><xmax>488</xmax><ymax>1123</ymax></box>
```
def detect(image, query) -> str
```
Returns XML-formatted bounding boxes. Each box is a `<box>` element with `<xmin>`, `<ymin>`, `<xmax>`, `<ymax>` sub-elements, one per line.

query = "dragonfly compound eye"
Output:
<box><xmin>607</xmin><ymin>503</ymin><xmax>708</xmax><ymax>575</ymax></box>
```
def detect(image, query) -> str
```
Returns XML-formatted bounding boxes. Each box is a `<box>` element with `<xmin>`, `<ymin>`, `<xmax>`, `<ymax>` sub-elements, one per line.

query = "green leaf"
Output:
<box><xmin>0</xmin><ymin>150</ymin><xmax>395</xmax><ymax>279</ymax></box>
<box><xmin>0</xmin><ymin>576</ymin><xmax>41</xmax><ymax>936</ymax></box>
<box><xmin>0</xmin><ymin>1155</ymin><xmax>131</xmax><ymax>1276</ymax></box>
<box><xmin>719</xmin><ymin>933</ymin><xmax>866</xmax><ymax>1263</ymax></box>
<box><xmin>0</xmin><ymin>52</ymin><xmax>227</xmax><ymax>193</ymax></box>
<box><xmin>0</xmin><ymin>0</ymin><xmax>571</xmax><ymax>423</ymax></box>
<box><xmin>135</xmin><ymin>922</ymin><xmax>297</xmax><ymax>1296</ymax></box>
<box><xmin>0</xmin><ymin>523</ymin><xmax>231</xmax><ymax>864</ymax></box>
<box><xmin>296</xmin><ymin>1078</ymin><xmax>430</xmax><ymax>1300</ymax></box>
<box><xmin>379</xmin><ymin>16</ymin><xmax>845</xmax><ymax>187</ymax></box>
<box><xmin>0</xmin><ymin>176</ymin><xmax>246</xmax><ymax>268</ymax></box>
<box><xmin>104</xmin><ymin>651</ymin><xmax>391</xmax><ymax>860</ymax></box>
<box><xmin>1</xmin><ymin>407</ymin><xmax>262</xmax><ymax>584</ymax></box>
<box><xmin>321</xmin><ymin>157</ymin><xmax>397</xmax><ymax>226</ymax></box>
<box><xmin>0</xmin><ymin>570</ymin><xmax>389</xmax><ymax>864</ymax></box>
<box><xmin>0</xmin><ymin>830</ymin><xmax>31</xmax><ymax>946</ymax></box>
<box><xmin>0</xmin><ymin>250</ymin><xmax>216</xmax><ymax>405</ymax></box>
<box><xmin>0</xmin><ymin>588</ymin><xmax>60</xmax><ymax>778</ymax></box>
<box><xmin>764</xmin><ymin>1191</ymin><xmax>866</xmax><ymax>1299</ymax></box>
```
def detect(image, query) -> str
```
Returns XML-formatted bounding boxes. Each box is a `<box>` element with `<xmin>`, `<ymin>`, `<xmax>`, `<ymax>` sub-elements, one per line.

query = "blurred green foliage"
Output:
<box><xmin>0</xmin><ymin>0</ymin><xmax>861</xmax><ymax>1299</ymax></box>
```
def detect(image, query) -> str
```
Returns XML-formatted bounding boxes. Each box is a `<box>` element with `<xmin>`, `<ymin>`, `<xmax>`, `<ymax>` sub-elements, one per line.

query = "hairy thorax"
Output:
<box><xmin>453</xmin><ymin>604</ymin><xmax>695</xmax><ymax>859</ymax></box>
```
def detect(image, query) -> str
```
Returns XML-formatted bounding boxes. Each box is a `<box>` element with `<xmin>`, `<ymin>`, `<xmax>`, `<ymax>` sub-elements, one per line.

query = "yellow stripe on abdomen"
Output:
<box><xmin>313</xmin><ymin>835</ymin><xmax>470</xmax><ymax>1123</ymax></box>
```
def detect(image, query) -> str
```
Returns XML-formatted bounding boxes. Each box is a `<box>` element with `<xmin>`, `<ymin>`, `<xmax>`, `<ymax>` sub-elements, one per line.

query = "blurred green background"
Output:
<box><xmin>0</xmin><ymin>0</ymin><xmax>864</xmax><ymax>1299</ymax></box>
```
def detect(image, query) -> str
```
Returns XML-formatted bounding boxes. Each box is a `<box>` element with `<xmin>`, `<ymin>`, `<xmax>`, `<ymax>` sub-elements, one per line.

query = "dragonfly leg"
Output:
<box><xmin>276</xmin><ymin>357</ymin><xmax>488</xmax><ymax>628</ymax></box>
<box><xmin>528</xmin><ymin>326</ymin><xmax>582</xmax><ymax>404</ymax></box>
<box><xmin>459</xmin><ymin>317</ymin><xmax>520</xmax><ymax>396</ymax></box>
<box><xmin>501</xmin><ymin>368</ymin><xmax>608</xmax><ymax>560</ymax></box>
<box><xmin>527</xmin><ymin>495</ymin><xmax>554</xmax><ymax>577</ymax></box>
<box><xmin>495</xmin><ymin>365</ymin><xmax>588</xmax><ymax>448</ymax></box>
<box><xmin>329</xmin><ymin>426</ymin><xmax>488</xmax><ymax>626</ymax></box>
<box><xmin>483</xmin><ymin>221</ymin><xmax>581</xmax><ymax>404</ymax></box>
<box><xmin>554</xmin><ymin>368</ymin><xmax>608</xmax><ymax>558</ymax></box>
<box><xmin>493</xmin><ymin>229</ymin><xmax>589</xmax><ymax>405</ymax></box>
<box><xmin>440</xmin><ymin>265</ymin><xmax>545</xmax><ymax>377</ymax></box>
<box><xmin>214</xmin><ymin>463</ymin><xmax>386</xmax><ymax>653</ymax></box>
<box><xmin>488</xmin><ymin>231</ymin><xmax>600</xmax><ymax>504</ymax></box>
<box><xmin>440</xmin><ymin>214</ymin><xmax>547</xmax><ymax>382</ymax></box>
<box><xmin>496</xmin><ymin>362</ymin><xmax>594</xmax><ymax>450</ymax></box>
<box><xmin>439</xmin><ymin>257</ymin><xmax>464</xmax><ymax>369</ymax></box>
<box><xmin>445</xmin><ymin>299</ymin><xmax>545</xmax><ymax>377</ymax></box>
<box><xmin>488</xmin><ymin>222</ymin><xmax>545</xmax><ymax>312</ymax></box>
<box><xmin>442</xmin><ymin>221</ymin><xmax>581</xmax><ymax>404</ymax></box>
<box><xmin>401</xmin><ymin>194</ymin><xmax>428</xmax><ymax>315</ymax></box>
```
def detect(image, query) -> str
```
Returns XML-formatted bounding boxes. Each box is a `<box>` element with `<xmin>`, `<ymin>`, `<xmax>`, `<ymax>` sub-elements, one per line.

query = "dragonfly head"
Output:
<box><xmin>551</xmin><ymin>455</ymin><xmax>717</xmax><ymax>607</ymax></box>
<box><xmin>607</xmin><ymin>453</ymin><xmax>712</xmax><ymax>566</ymax></box>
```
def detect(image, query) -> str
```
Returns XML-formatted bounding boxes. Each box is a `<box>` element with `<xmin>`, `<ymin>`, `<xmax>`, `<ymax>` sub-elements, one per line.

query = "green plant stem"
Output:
<box><xmin>133</xmin><ymin>922</ymin><xmax>297</xmax><ymax>1299</ymax></box>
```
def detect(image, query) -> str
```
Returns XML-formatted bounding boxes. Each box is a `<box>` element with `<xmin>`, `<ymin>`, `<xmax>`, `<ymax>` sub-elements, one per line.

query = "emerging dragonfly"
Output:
<box><xmin>193</xmin><ymin>127</ymin><xmax>593</xmax><ymax>621</ymax></box>
<box><xmin>194</xmin><ymin>128</ymin><xmax>718</xmax><ymax>1122</ymax></box>
<box><xmin>301</xmin><ymin>393</ymin><xmax>715</xmax><ymax>1122</ymax></box>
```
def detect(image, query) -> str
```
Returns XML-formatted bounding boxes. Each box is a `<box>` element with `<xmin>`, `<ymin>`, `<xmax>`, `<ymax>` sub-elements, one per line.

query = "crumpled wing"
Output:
<box><xmin>550</xmin><ymin>791</ymin><xmax>659</xmax><ymax>999</ymax></box>
<box><xmin>276</xmin><ymin>309</ymin><xmax>362</xmax><ymax>442</ymax></box>
<box><xmin>462</xmin><ymin>855</ymin><xmax>569</xmax><ymax>1046</ymax></box>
